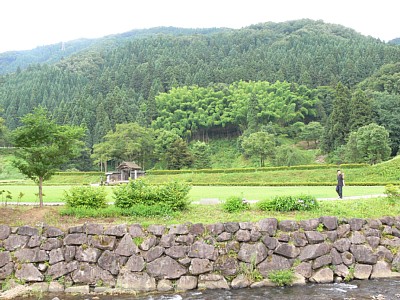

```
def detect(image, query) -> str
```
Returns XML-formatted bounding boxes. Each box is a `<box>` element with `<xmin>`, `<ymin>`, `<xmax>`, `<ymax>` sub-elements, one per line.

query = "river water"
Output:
<box><xmin>16</xmin><ymin>278</ymin><xmax>400</xmax><ymax>300</ymax></box>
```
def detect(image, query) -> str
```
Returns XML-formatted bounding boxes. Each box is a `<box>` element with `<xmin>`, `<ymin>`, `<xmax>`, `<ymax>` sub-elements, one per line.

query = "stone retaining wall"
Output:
<box><xmin>1</xmin><ymin>216</ymin><xmax>400</xmax><ymax>296</ymax></box>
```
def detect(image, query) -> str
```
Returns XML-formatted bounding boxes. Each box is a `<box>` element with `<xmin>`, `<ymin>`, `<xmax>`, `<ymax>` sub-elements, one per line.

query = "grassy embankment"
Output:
<box><xmin>1</xmin><ymin>155</ymin><xmax>400</xmax><ymax>203</ymax></box>
<box><xmin>0</xmin><ymin>155</ymin><xmax>399</xmax><ymax>227</ymax></box>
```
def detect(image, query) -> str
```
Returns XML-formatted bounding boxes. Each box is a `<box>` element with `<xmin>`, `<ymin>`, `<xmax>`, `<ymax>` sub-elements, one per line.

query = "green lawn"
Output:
<box><xmin>59</xmin><ymin>197</ymin><xmax>400</xmax><ymax>227</ymax></box>
<box><xmin>189</xmin><ymin>185</ymin><xmax>385</xmax><ymax>201</ymax></box>
<box><xmin>0</xmin><ymin>185</ymin><xmax>386</xmax><ymax>204</ymax></box>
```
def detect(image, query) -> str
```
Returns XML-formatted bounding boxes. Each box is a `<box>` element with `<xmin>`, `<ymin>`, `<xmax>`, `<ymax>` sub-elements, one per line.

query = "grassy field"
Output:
<box><xmin>2</xmin><ymin>196</ymin><xmax>398</xmax><ymax>229</ymax></box>
<box><xmin>0</xmin><ymin>185</ymin><xmax>386</xmax><ymax>204</ymax></box>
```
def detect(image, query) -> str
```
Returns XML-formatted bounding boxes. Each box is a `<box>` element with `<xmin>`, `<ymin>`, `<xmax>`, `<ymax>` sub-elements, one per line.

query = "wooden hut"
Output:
<box><xmin>105</xmin><ymin>161</ymin><xmax>145</xmax><ymax>185</ymax></box>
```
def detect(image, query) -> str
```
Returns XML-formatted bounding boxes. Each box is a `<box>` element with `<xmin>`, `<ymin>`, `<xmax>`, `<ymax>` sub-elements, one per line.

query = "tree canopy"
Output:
<box><xmin>12</xmin><ymin>107</ymin><xmax>85</xmax><ymax>206</ymax></box>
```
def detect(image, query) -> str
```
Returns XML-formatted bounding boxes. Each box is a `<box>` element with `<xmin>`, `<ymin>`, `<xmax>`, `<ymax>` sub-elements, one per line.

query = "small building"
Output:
<box><xmin>105</xmin><ymin>161</ymin><xmax>145</xmax><ymax>185</ymax></box>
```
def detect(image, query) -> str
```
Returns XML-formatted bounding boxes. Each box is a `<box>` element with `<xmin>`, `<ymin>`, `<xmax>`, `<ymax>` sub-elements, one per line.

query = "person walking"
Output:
<box><xmin>336</xmin><ymin>169</ymin><xmax>345</xmax><ymax>199</ymax></box>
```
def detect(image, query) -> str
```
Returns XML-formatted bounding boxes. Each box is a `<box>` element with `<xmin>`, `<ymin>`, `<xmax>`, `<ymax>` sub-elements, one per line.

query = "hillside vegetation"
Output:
<box><xmin>0</xmin><ymin>19</ymin><xmax>400</xmax><ymax>172</ymax></box>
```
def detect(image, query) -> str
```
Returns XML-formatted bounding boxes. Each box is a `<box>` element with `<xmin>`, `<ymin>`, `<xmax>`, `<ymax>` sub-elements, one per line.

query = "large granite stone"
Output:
<box><xmin>75</xmin><ymin>246</ymin><xmax>102</xmax><ymax>263</ymax></box>
<box><xmin>88</xmin><ymin>235</ymin><xmax>116</xmax><ymax>251</ymax></box>
<box><xmin>147</xmin><ymin>256</ymin><xmax>187</xmax><ymax>279</ymax></box>
<box><xmin>309</xmin><ymin>268</ymin><xmax>334</xmax><ymax>283</ymax></box>
<box><xmin>237</xmin><ymin>242</ymin><xmax>268</xmax><ymax>264</ymax></box>
<box><xmin>165</xmin><ymin>245</ymin><xmax>189</xmax><ymax>259</ymax></box>
<box><xmin>257</xmin><ymin>218</ymin><xmax>278</xmax><ymax>236</ymax></box>
<box><xmin>258</xmin><ymin>254</ymin><xmax>291</xmax><ymax>277</ymax></box>
<box><xmin>0</xmin><ymin>224</ymin><xmax>11</xmax><ymax>240</ymax></box>
<box><xmin>4</xmin><ymin>234</ymin><xmax>29</xmax><ymax>251</ymax></box>
<box><xmin>115</xmin><ymin>233</ymin><xmax>139</xmax><ymax>256</ymax></box>
<box><xmin>189</xmin><ymin>258</ymin><xmax>213</xmax><ymax>275</ymax></box>
<box><xmin>116</xmin><ymin>271</ymin><xmax>156</xmax><ymax>291</ymax></box>
<box><xmin>15</xmin><ymin>263</ymin><xmax>44</xmax><ymax>282</ymax></box>
<box><xmin>14</xmin><ymin>248</ymin><xmax>49</xmax><ymax>263</ymax></box>
<box><xmin>350</xmin><ymin>245</ymin><xmax>378</xmax><ymax>265</ymax></box>
<box><xmin>17</xmin><ymin>226</ymin><xmax>39</xmax><ymax>236</ymax></box>
<box><xmin>123</xmin><ymin>255</ymin><xmax>145</xmax><ymax>272</ymax></box>
<box><xmin>97</xmin><ymin>250</ymin><xmax>120</xmax><ymax>275</ymax></box>
<box><xmin>176</xmin><ymin>275</ymin><xmax>198</xmax><ymax>291</ymax></box>
<box><xmin>298</xmin><ymin>243</ymin><xmax>331</xmax><ymax>261</ymax></box>
<box><xmin>274</xmin><ymin>243</ymin><xmax>300</xmax><ymax>259</ymax></box>
<box><xmin>188</xmin><ymin>241</ymin><xmax>218</xmax><ymax>261</ymax></box>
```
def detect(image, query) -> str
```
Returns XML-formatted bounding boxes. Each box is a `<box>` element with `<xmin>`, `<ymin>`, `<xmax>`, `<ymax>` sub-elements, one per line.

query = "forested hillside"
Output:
<box><xmin>0</xmin><ymin>27</ymin><xmax>223</xmax><ymax>75</ymax></box>
<box><xmin>0</xmin><ymin>19</ymin><xmax>400</xmax><ymax>170</ymax></box>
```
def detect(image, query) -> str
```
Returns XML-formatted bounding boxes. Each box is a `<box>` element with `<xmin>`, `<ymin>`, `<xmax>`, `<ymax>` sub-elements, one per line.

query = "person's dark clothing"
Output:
<box><xmin>336</xmin><ymin>173</ymin><xmax>344</xmax><ymax>198</ymax></box>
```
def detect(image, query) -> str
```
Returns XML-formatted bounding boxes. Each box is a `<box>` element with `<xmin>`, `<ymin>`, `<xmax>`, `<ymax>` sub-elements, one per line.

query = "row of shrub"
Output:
<box><xmin>63</xmin><ymin>179</ymin><xmax>191</xmax><ymax>216</ymax></box>
<box><xmin>257</xmin><ymin>194</ymin><xmax>319</xmax><ymax>212</ymax></box>
<box><xmin>113</xmin><ymin>180</ymin><xmax>190</xmax><ymax>211</ymax></box>
<box><xmin>147</xmin><ymin>163</ymin><xmax>369</xmax><ymax>175</ymax></box>
<box><xmin>222</xmin><ymin>194</ymin><xmax>319</xmax><ymax>213</ymax></box>
<box><xmin>55</xmin><ymin>171</ymin><xmax>104</xmax><ymax>176</ymax></box>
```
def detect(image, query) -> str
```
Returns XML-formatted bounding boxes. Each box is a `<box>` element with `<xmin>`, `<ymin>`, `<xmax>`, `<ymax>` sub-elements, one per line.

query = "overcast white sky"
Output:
<box><xmin>0</xmin><ymin>0</ymin><xmax>399</xmax><ymax>53</ymax></box>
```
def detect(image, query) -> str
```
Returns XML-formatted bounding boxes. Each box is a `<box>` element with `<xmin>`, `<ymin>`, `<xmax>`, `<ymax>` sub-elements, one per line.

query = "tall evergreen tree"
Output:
<box><xmin>321</xmin><ymin>83</ymin><xmax>351</xmax><ymax>152</ymax></box>
<box><xmin>349</xmin><ymin>89</ymin><xmax>373</xmax><ymax>132</ymax></box>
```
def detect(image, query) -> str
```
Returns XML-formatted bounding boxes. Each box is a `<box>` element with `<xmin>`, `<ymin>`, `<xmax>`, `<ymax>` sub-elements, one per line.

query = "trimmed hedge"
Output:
<box><xmin>147</xmin><ymin>163</ymin><xmax>369</xmax><ymax>175</ymax></box>
<box><xmin>55</xmin><ymin>171</ymin><xmax>104</xmax><ymax>176</ymax></box>
<box><xmin>189</xmin><ymin>182</ymin><xmax>395</xmax><ymax>186</ymax></box>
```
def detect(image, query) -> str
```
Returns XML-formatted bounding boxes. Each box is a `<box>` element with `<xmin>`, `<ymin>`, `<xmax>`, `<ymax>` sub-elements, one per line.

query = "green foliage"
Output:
<box><xmin>147</xmin><ymin>163</ymin><xmax>368</xmax><ymax>175</ymax></box>
<box><xmin>258</xmin><ymin>194</ymin><xmax>319</xmax><ymax>212</ymax></box>
<box><xmin>113</xmin><ymin>179</ymin><xmax>191</xmax><ymax>211</ymax></box>
<box><xmin>369</xmin><ymin>91</ymin><xmax>400</xmax><ymax>155</ymax></box>
<box><xmin>384</xmin><ymin>184</ymin><xmax>400</xmax><ymax>198</ymax></box>
<box><xmin>63</xmin><ymin>186</ymin><xmax>108</xmax><ymax>209</ymax></box>
<box><xmin>239</xmin><ymin>257</ymin><xmax>263</xmax><ymax>282</ymax></box>
<box><xmin>153</xmin><ymin>129</ymin><xmax>194</xmax><ymax>170</ymax></box>
<box><xmin>344</xmin><ymin>265</ymin><xmax>355</xmax><ymax>282</ymax></box>
<box><xmin>348</xmin><ymin>89</ymin><xmax>373</xmax><ymax>132</ymax></box>
<box><xmin>153</xmin><ymin>81</ymin><xmax>318</xmax><ymax>140</ymax></box>
<box><xmin>222</xmin><ymin>196</ymin><xmax>250</xmax><ymax>213</ymax></box>
<box><xmin>91</xmin><ymin>122</ymin><xmax>155</xmax><ymax>170</ymax></box>
<box><xmin>132</xmin><ymin>237</ymin><xmax>144</xmax><ymax>246</ymax></box>
<box><xmin>300</xmin><ymin>121</ymin><xmax>324</xmax><ymax>146</ymax></box>
<box><xmin>321</xmin><ymin>83</ymin><xmax>352</xmax><ymax>152</ymax></box>
<box><xmin>60</xmin><ymin>204</ymin><xmax>174</xmax><ymax>218</ymax></box>
<box><xmin>241</xmin><ymin>131</ymin><xmax>275</xmax><ymax>167</ymax></box>
<box><xmin>384</xmin><ymin>184</ymin><xmax>400</xmax><ymax>205</ymax></box>
<box><xmin>274</xmin><ymin>145</ymin><xmax>314</xmax><ymax>167</ymax></box>
<box><xmin>267</xmin><ymin>269</ymin><xmax>295</xmax><ymax>286</ymax></box>
<box><xmin>345</xmin><ymin>123</ymin><xmax>391</xmax><ymax>164</ymax></box>
<box><xmin>191</xmin><ymin>141</ymin><xmax>212</xmax><ymax>169</ymax></box>
<box><xmin>11</xmin><ymin>107</ymin><xmax>85</xmax><ymax>206</ymax></box>
<box><xmin>256</xmin><ymin>199</ymin><xmax>275</xmax><ymax>211</ymax></box>
<box><xmin>0</xmin><ymin>189</ymin><xmax>12</xmax><ymax>204</ymax></box>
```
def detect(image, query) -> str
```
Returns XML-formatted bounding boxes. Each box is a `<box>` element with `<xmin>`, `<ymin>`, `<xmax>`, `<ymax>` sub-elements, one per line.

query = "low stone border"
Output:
<box><xmin>1</xmin><ymin>215</ymin><xmax>400</xmax><ymax>298</ymax></box>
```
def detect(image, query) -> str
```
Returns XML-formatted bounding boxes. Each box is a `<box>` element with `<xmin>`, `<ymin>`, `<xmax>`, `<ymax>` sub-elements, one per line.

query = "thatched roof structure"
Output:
<box><xmin>117</xmin><ymin>161</ymin><xmax>141</xmax><ymax>170</ymax></box>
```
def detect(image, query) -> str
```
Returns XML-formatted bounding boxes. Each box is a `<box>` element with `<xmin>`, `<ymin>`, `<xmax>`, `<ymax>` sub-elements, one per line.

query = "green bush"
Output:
<box><xmin>63</xmin><ymin>186</ymin><xmax>108</xmax><ymax>209</ymax></box>
<box><xmin>256</xmin><ymin>199</ymin><xmax>275</xmax><ymax>211</ymax></box>
<box><xmin>222</xmin><ymin>196</ymin><xmax>250</xmax><ymax>213</ymax></box>
<box><xmin>258</xmin><ymin>194</ymin><xmax>319</xmax><ymax>212</ymax></box>
<box><xmin>384</xmin><ymin>184</ymin><xmax>400</xmax><ymax>205</ymax></box>
<box><xmin>384</xmin><ymin>184</ymin><xmax>399</xmax><ymax>197</ymax></box>
<box><xmin>113</xmin><ymin>179</ymin><xmax>191</xmax><ymax>211</ymax></box>
<box><xmin>268</xmin><ymin>269</ymin><xmax>295</xmax><ymax>286</ymax></box>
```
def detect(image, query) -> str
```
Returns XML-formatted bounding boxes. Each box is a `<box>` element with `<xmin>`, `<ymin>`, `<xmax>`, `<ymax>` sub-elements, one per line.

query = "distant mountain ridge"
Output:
<box><xmin>389</xmin><ymin>37</ymin><xmax>400</xmax><ymax>45</ymax></box>
<box><xmin>0</xmin><ymin>27</ymin><xmax>226</xmax><ymax>75</ymax></box>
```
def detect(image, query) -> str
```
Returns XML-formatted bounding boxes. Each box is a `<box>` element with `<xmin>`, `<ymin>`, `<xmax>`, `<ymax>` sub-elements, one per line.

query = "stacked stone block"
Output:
<box><xmin>1</xmin><ymin>216</ymin><xmax>400</xmax><ymax>295</ymax></box>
